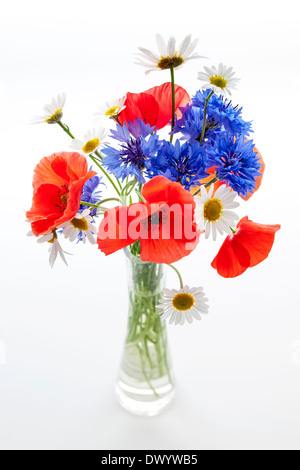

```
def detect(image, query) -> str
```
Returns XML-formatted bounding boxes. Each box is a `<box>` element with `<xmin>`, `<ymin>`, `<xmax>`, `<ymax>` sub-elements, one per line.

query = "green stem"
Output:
<box><xmin>94</xmin><ymin>149</ymin><xmax>122</xmax><ymax>191</ymax></box>
<box><xmin>94</xmin><ymin>149</ymin><xmax>103</xmax><ymax>160</ymax></box>
<box><xmin>169</xmin><ymin>64</ymin><xmax>176</xmax><ymax>143</ymax></box>
<box><xmin>80</xmin><ymin>197</ymin><xmax>121</xmax><ymax>208</ymax></box>
<box><xmin>97</xmin><ymin>197</ymin><xmax>121</xmax><ymax>205</ymax></box>
<box><xmin>167</xmin><ymin>264</ymin><xmax>184</xmax><ymax>289</ymax></box>
<box><xmin>56</xmin><ymin>122</ymin><xmax>121</xmax><ymax>196</ymax></box>
<box><xmin>57</xmin><ymin>121</ymin><xmax>75</xmax><ymax>139</ymax></box>
<box><xmin>122</xmin><ymin>179</ymin><xmax>137</xmax><ymax>197</ymax></box>
<box><xmin>88</xmin><ymin>154</ymin><xmax>121</xmax><ymax>196</ymax></box>
<box><xmin>199</xmin><ymin>90</ymin><xmax>214</xmax><ymax>146</ymax></box>
<box><xmin>80</xmin><ymin>201</ymin><xmax>100</xmax><ymax>208</ymax></box>
<box><xmin>135</xmin><ymin>189</ymin><xmax>146</xmax><ymax>202</ymax></box>
<box><xmin>136</xmin><ymin>344</ymin><xmax>159</xmax><ymax>397</ymax></box>
<box><xmin>192</xmin><ymin>176</ymin><xmax>219</xmax><ymax>197</ymax></box>
<box><xmin>144</xmin><ymin>337</ymin><xmax>155</xmax><ymax>370</ymax></box>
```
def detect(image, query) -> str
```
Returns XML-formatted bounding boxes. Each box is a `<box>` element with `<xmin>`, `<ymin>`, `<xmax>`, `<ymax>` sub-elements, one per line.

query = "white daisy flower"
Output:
<box><xmin>27</xmin><ymin>230</ymin><xmax>70</xmax><ymax>268</ymax></box>
<box><xmin>31</xmin><ymin>93</ymin><xmax>66</xmax><ymax>124</ymax></box>
<box><xmin>157</xmin><ymin>286</ymin><xmax>209</xmax><ymax>326</ymax></box>
<box><xmin>94</xmin><ymin>95</ymin><xmax>127</xmax><ymax>121</ymax></box>
<box><xmin>59</xmin><ymin>209</ymin><xmax>97</xmax><ymax>244</ymax></box>
<box><xmin>194</xmin><ymin>184</ymin><xmax>240</xmax><ymax>241</ymax></box>
<box><xmin>136</xmin><ymin>34</ymin><xmax>206</xmax><ymax>75</ymax></box>
<box><xmin>70</xmin><ymin>127</ymin><xmax>109</xmax><ymax>155</ymax></box>
<box><xmin>197</xmin><ymin>64</ymin><xmax>239</xmax><ymax>96</ymax></box>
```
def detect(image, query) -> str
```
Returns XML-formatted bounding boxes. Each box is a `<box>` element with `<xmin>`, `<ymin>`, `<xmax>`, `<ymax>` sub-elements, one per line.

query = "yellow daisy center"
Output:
<box><xmin>45</xmin><ymin>109</ymin><xmax>63</xmax><ymax>124</ymax></box>
<box><xmin>172</xmin><ymin>293</ymin><xmax>195</xmax><ymax>311</ymax></box>
<box><xmin>157</xmin><ymin>54</ymin><xmax>184</xmax><ymax>70</ymax></box>
<box><xmin>204</xmin><ymin>198</ymin><xmax>223</xmax><ymax>222</ymax></box>
<box><xmin>210</xmin><ymin>75</ymin><xmax>227</xmax><ymax>89</ymax></box>
<box><xmin>71</xmin><ymin>217</ymin><xmax>88</xmax><ymax>231</ymax></box>
<box><xmin>82</xmin><ymin>138</ymin><xmax>100</xmax><ymax>154</ymax></box>
<box><xmin>105</xmin><ymin>106</ymin><xmax>120</xmax><ymax>116</ymax></box>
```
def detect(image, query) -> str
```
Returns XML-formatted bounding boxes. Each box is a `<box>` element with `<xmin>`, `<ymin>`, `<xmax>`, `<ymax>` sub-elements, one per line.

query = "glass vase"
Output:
<box><xmin>115</xmin><ymin>247</ymin><xmax>175</xmax><ymax>416</ymax></box>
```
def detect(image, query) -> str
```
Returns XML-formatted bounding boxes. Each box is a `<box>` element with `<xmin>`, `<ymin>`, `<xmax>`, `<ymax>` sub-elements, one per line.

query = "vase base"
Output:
<box><xmin>115</xmin><ymin>377</ymin><xmax>175</xmax><ymax>417</ymax></box>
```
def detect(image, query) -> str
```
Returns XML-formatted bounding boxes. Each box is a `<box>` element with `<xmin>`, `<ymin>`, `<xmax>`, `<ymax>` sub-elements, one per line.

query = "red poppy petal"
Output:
<box><xmin>142</xmin><ymin>176</ymin><xmax>197</xmax><ymax>243</ymax></box>
<box><xmin>65</xmin><ymin>152</ymin><xmax>90</xmax><ymax>181</ymax></box>
<box><xmin>211</xmin><ymin>236</ymin><xmax>251</xmax><ymax>278</ymax></box>
<box><xmin>142</xmin><ymin>175</ymin><xmax>195</xmax><ymax>209</ymax></box>
<box><xmin>27</xmin><ymin>170</ymin><xmax>95</xmax><ymax>236</ymax></box>
<box><xmin>33</xmin><ymin>155</ymin><xmax>67</xmax><ymax>189</ymax></box>
<box><xmin>144</xmin><ymin>82</ymin><xmax>190</xmax><ymax>129</ymax></box>
<box><xmin>235</xmin><ymin>218</ymin><xmax>281</xmax><ymax>267</ymax></box>
<box><xmin>118</xmin><ymin>92</ymin><xmax>159</xmax><ymax>128</ymax></box>
<box><xmin>30</xmin><ymin>215</ymin><xmax>59</xmax><ymax>236</ymax></box>
<box><xmin>26</xmin><ymin>184</ymin><xmax>65</xmax><ymax>219</ymax></box>
<box><xmin>118</xmin><ymin>83</ymin><xmax>190</xmax><ymax>131</ymax></box>
<box><xmin>140</xmin><ymin>235</ymin><xmax>199</xmax><ymax>264</ymax></box>
<box><xmin>32</xmin><ymin>152</ymin><xmax>89</xmax><ymax>189</ymax></box>
<box><xmin>61</xmin><ymin>171</ymin><xmax>96</xmax><ymax>221</ymax></box>
<box><xmin>97</xmin><ymin>205</ymin><xmax>139</xmax><ymax>255</ymax></box>
<box><xmin>141</xmin><ymin>175</ymin><xmax>170</xmax><ymax>203</ymax></box>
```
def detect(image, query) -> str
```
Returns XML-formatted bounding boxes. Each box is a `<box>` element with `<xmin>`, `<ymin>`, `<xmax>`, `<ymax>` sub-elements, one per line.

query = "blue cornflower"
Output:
<box><xmin>172</xmin><ymin>103</ymin><xmax>219</xmax><ymax>144</ymax></box>
<box><xmin>80</xmin><ymin>172</ymin><xmax>104</xmax><ymax>217</ymax></box>
<box><xmin>147</xmin><ymin>139</ymin><xmax>209</xmax><ymax>190</ymax></box>
<box><xmin>192</xmin><ymin>89</ymin><xmax>253</xmax><ymax>138</ymax></box>
<box><xmin>206</xmin><ymin>136</ymin><xmax>262</xmax><ymax>197</ymax></box>
<box><xmin>102</xmin><ymin>118</ymin><xmax>161</xmax><ymax>183</ymax></box>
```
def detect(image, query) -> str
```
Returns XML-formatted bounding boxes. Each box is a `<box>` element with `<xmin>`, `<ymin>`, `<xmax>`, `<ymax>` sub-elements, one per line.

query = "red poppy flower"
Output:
<box><xmin>97</xmin><ymin>176</ymin><xmax>199</xmax><ymax>264</ymax></box>
<box><xmin>118</xmin><ymin>82</ymin><xmax>190</xmax><ymax>130</ymax></box>
<box><xmin>26</xmin><ymin>152</ymin><xmax>96</xmax><ymax>236</ymax></box>
<box><xmin>211</xmin><ymin>216</ymin><xmax>281</xmax><ymax>278</ymax></box>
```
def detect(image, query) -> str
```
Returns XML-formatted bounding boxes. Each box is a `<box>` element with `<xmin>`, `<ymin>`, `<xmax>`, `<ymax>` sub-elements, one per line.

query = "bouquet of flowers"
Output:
<box><xmin>26</xmin><ymin>34</ymin><xmax>280</xmax><ymax>414</ymax></box>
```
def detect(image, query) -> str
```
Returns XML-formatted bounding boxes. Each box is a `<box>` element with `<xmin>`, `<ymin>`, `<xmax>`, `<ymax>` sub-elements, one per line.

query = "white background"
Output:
<box><xmin>0</xmin><ymin>0</ymin><xmax>299</xmax><ymax>450</ymax></box>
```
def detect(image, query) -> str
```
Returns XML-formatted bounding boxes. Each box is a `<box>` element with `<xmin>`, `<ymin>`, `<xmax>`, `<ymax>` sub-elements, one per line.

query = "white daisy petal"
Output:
<box><xmin>224</xmin><ymin>201</ymin><xmax>240</xmax><ymax>209</ymax></box>
<box><xmin>185</xmin><ymin>310</ymin><xmax>193</xmax><ymax>324</ymax></box>
<box><xmin>94</xmin><ymin>95</ymin><xmax>126</xmax><ymax>121</ymax></box>
<box><xmin>194</xmin><ymin>183</ymin><xmax>240</xmax><ymax>241</ymax></box>
<box><xmin>31</xmin><ymin>93</ymin><xmax>66</xmax><ymax>124</ymax></box>
<box><xmin>70</xmin><ymin>127</ymin><xmax>108</xmax><ymax>155</ymax></box>
<box><xmin>182</xmin><ymin>38</ymin><xmax>199</xmax><ymax>58</ymax></box>
<box><xmin>37</xmin><ymin>233</ymin><xmax>53</xmax><ymax>243</ymax></box>
<box><xmin>198</xmin><ymin>63</ymin><xmax>239</xmax><ymax>96</ymax></box>
<box><xmin>222</xmin><ymin>210</ymin><xmax>239</xmax><ymax>220</ymax></box>
<box><xmin>197</xmin><ymin>72</ymin><xmax>209</xmax><ymax>80</ymax></box>
<box><xmin>86</xmin><ymin>230</ymin><xmax>96</xmax><ymax>244</ymax></box>
<box><xmin>69</xmin><ymin>229</ymin><xmax>78</xmax><ymax>243</ymax></box>
<box><xmin>212</xmin><ymin>224</ymin><xmax>217</xmax><ymax>241</ymax></box>
<box><xmin>190</xmin><ymin>308</ymin><xmax>202</xmax><ymax>321</ymax></box>
<box><xmin>138</xmin><ymin>47</ymin><xmax>160</xmax><ymax>62</ymax></box>
<box><xmin>31</xmin><ymin>231</ymin><xmax>71</xmax><ymax>267</ymax></box>
<box><xmin>61</xmin><ymin>209</ymin><xmax>98</xmax><ymax>245</ymax></box>
<box><xmin>157</xmin><ymin>284</ymin><xmax>209</xmax><ymax>326</ymax></box>
<box><xmin>155</xmin><ymin>33</ymin><xmax>167</xmax><ymax>56</ymax></box>
<box><xmin>167</xmin><ymin>36</ymin><xmax>176</xmax><ymax>57</ymax></box>
<box><xmin>205</xmin><ymin>222</ymin><xmax>211</xmax><ymax>238</ymax></box>
<box><xmin>136</xmin><ymin>34</ymin><xmax>204</xmax><ymax>74</ymax></box>
<box><xmin>177</xmin><ymin>34</ymin><xmax>191</xmax><ymax>57</ymax></box>
<box><xmin>169</xmin><ymin>311</ymin><xmax>177</xmax><ymax>325</ymax></box>
<box><xmin>161</xmin><ymin>309</ymin><xmax>173</xmax><ymax>320</ymax></box>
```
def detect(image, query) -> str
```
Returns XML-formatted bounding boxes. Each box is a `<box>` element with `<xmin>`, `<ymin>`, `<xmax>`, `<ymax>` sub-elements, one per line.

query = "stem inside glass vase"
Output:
<box><xmin>115</xmin><ymin>248</ymin><xmax>175</xmax><ymax>416</ymax></box>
